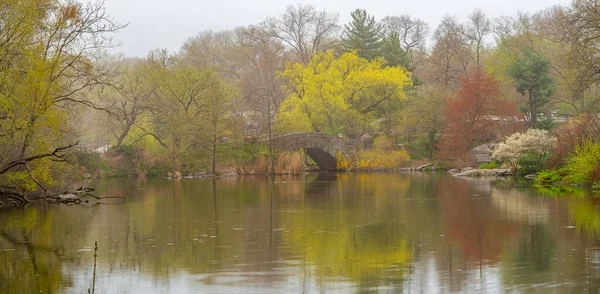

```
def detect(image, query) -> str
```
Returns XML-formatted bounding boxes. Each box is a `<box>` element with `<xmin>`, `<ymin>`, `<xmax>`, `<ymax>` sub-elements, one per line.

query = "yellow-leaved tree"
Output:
<box><xmin>0</xmin><ymin>0</ymin><xmax>123</xmax><ymax>203</ymax></box>
<box><xmin>276</xmin><ymin>51</ymin><xmax>412</xmax><ymax>138</ymax></box>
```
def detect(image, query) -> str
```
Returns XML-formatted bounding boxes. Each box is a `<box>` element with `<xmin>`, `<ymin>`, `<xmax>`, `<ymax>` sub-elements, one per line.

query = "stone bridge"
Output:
<box><xmin>257</xmin><ymin>132</ymin><xmax>363</xmax><ymax>171</ymax></box>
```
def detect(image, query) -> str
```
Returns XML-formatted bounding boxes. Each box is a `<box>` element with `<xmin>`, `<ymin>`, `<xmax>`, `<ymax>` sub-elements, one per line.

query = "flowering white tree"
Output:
<box><xmin>491</xmin><ymin>129</ymin><xmax>557</xmax><ymax>168</ymax></box>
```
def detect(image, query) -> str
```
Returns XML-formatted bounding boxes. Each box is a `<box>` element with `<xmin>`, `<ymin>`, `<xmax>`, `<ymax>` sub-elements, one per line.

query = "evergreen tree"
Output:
<box><xmin>380</xmin><ymin>31</ymin><xmax>410</xmax><ymax>69</ymax></box>
<box><xmin>507</xmin><ymin>49</ymin><xmax>555</xmax><ymax>129</ymax></box>
<box><xmin>341</xmin><ymin>9</ymin><xmax>383</xmax><ymax>60</ymax></box>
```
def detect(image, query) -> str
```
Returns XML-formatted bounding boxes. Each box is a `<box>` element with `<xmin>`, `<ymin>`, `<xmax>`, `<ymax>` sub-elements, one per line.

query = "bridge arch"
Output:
<box><xmin>257</xmin><ymin>133</ymin><xmax>362</xmax><ymax>171</ymax></box>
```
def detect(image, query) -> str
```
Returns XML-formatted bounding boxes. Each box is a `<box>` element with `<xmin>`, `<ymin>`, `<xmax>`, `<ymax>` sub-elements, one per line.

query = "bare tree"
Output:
<box><xmin>266</xmin><ymin>4</ymin><xmax>339</xmax><ymax>64</ymax></box>
<box><xmin>179</xmin><ymin>30</ymin><xmax>244</xmax><ymax>81</ymax></box>
<box><xmin>381</xmin><ymin>15</ymin><xmax>429</xmax><ymax>52</ymax></box>
<box><xmin>425</xmin><ymin>16</ymin><xmax>471</xmax><ymax>90</ymax></box>
<box><xmin>462</xmin><ymin>8</ymin><xmax>491</xmax><ymax>66</ymax></box>
<box><xmin>237</xmin><ymin>25</ymin><xmax>288</xmax><ymax>173</ymax></box>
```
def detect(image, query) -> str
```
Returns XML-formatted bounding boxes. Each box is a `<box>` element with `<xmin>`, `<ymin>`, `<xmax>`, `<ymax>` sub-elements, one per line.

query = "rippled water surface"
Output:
<box><xmin>2</xmin><ymin>173</ymin><xmax>600</xmax><ymax>293</ymax></box>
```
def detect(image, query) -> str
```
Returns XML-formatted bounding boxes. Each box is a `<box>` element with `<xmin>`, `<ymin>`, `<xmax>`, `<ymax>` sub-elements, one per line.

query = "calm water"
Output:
<box><xmin>2</xmin><ymin>173</ymin><xmax>600</xmax><ymax>293</ymax></box>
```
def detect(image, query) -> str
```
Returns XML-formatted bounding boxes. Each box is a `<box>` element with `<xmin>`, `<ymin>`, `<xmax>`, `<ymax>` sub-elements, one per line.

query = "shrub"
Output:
<box><xmin>434</xmin><ymin>163</ymin><xmax>452</xmax><ymax>171</ymax></box>
<box><xmin>564</xmin><ymin>139</ymin><xmax>600</xmax><ymax>187</ymax></box>
<box><xmin>536</xmin><ymin>169</ymin><xmax>566</xmax><ymax>184</ymax></box>
<box><xmin>336</xmin><ymin>152</ymin><xmax>352</xmax><ymax>170</ymax></box>
<box><xmin>517</xmin><ymin>152</ymin><xmax>551</xmax><ymax>175</ymax></box>
<box><xmin>373</xmin><ymin>136</ymin><xmax>394</xmax><ymax>151</ymax></box>
<box><xmin>479</xmin><ymin>161</ymin><xmax>499</xmax><ymax>169</ymax></box>
<box><xmin>356</xmin><ymin>150</ymin><xmax>411</xmax><ymax>170</ymax></box>
<box><xmin>491</xmin><ymin>129</ymin><xmax>556</xmax><ymax>173</ymax></box>
<box><xmin>274</xmin><ymin>152</ymin><xmax>303</xmax><ymax>175</ymax></box>
<box><xmin>552</xmin><ymin>114</ymin><xmax>600</xmax><ymax>167</ymax></box>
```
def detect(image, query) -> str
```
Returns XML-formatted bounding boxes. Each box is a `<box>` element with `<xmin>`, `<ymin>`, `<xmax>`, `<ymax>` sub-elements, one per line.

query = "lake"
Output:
<box><xmin>1</xmin><ymin>173</ymin><xmax>600</xmax><ymax>293</ymax></box>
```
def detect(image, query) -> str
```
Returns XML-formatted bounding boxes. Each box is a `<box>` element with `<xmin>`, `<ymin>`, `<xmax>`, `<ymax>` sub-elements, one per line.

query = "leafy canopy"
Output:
<box><xmin>438</xmin><ymin>68</ymin><xmax>518</xmax><ymax>161</ymax></box>
<box><xmin>507</xmin><ymin>49</ymin><xmax>555</xmax><ymax>128</ymax></box>
<box><xmin>276</xmin><ymin>51</ymin><xmax>411</xmax><ymax>137</ymax></box>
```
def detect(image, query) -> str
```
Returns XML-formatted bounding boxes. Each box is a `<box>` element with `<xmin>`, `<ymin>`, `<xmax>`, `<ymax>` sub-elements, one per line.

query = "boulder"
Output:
<box><xmin>524</xmin><ymin>174</ymin><xmax>538</xmax><ymax>179</ymax></box>
<box><xmin>58</xmin><ymin>193</ymin><xmax>77</xmax><ymax>200</ymax></box>
<box><xmin>453</xmin><ymin>168</ymin><xmax>511</xmax><ymax>177</ymax></box>
<box><xmin>447</xmin><ymin>169</ymin><xmax>460</xmax><ymax>174</ymax></box>
<box><xmin>415</xmin><ymin>164</ymin><xmax>434</xmax><ymax>171</ymax></box>
<box><xmin>219</xmin><ymin>172</ymin><xmax>239</xmax><ymax>178</ymax></box>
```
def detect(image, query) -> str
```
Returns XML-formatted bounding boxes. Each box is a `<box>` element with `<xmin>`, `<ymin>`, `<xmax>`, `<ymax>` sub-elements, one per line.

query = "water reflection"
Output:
<box><xmin>2</xmin><ymin>173</ymin><xmax>600</xmax><ymax>292</ymax></box>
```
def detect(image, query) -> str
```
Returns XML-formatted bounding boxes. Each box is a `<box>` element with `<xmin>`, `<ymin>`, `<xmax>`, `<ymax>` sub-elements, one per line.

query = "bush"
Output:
<box><xmin>336</xmin><ymin>149</ymin><xmax>411</xmax><ymax>170</ymax></box>
<box><xmin>479</xmin><ymin>161</ymin><xmax>499</xmax><ymax>169</ymax></box>
<box><xmin>517</xmin><ymin>152</ymin><xmax>551</xmax><ymax>175</ymax></box>
<box><xmin>274</xmin><ymin>152</ymin><xmax>303</xmax><ymax>175</ymax></box>
<box><xmin>357</xmin><ymin>150</ymin><xmax>411</xmax><ymax>170</ymax></box>
<box><xmin>491</xmin><ymin>129</ymin><xmax>556</xmax><ymax>172</ymax></box>
<box><xmin>336</xmin><ymin>151</ymin><xmax>352</xmax><ymax>170</ymax></box>
<box><xmin>552</xmin><ymin>114</ymin><xmax>600</xmax><ymax>167</ymax></box>
<box><xmin>434</xmin><ymin>163</ymin><xmax>451</xmax><ymax>171</ymax></box>
<box><xmin>564</xmin><ymin>139</ymin><xmax>600</xmax><ymax>187</ymax></box>
<box><xmin>536</xmin><ymin>169</ymin><xmax>566</xmax><ymax>184</ymax></box>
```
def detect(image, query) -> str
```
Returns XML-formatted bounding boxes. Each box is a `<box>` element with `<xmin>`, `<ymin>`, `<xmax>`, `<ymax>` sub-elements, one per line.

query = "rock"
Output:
<box><xmin>462</xmin><ymin>167</ymin><xmax>474</xmax><ymax>172</ymax></box>
<box><xmin>174</xmin><ymin>171</ymin><xmax>182</xmax><ymax>178</ymax></box>
<box><xmin>453</xmin><ymin>168</ymin><xmax>511</xmax><ymax>178</ymax></box>
<box><xmin>219</xmin><ymin>172</ymin><xmax>239</xmax><ymax>178</ymax></box>
<box><xmin>525</xmin><ymin>174</ymin><xmax>538</xmax><ymax>179</ymax></box>
<box><xmin>58</xmin><ymin>193</ymin><xmax>77</xmax><ymax>200</ymax></box>
<box><xmin>447</xmin><ymin>169</ymin><xmax>460</xmax><ymax>174</ymax></box>
<box><xmin>416</xmin><ymin>164</ymin><xmax>434</xmax><ymax>171</ymax></box>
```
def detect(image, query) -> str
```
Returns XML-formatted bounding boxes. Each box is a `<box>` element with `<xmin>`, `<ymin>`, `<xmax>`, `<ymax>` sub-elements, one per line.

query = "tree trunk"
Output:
<box><xmin>267</xmin><ymin>101</ymin><xmax>273</xmax><ymax>175</ymax></box>
<box><xmin>212</xmin><ymin>124</ymin><xmax>217</xmax><ymax>176</ymax></box>
<box><xmin>529</xmin><ymin>90</ymin><xmax>537</xmax><ymax>128</ymax></box>
<box><xmin>116</xmin><ymin>121</ymin><xmax>133</xmax><ymax>148</ymax></box>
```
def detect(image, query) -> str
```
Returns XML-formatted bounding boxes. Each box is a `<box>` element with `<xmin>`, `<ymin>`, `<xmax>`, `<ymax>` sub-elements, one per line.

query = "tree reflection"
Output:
<box><xmin>4</xmin><ymin>174</ymin><xmax>600</xmax><ymax>292</ymax></box>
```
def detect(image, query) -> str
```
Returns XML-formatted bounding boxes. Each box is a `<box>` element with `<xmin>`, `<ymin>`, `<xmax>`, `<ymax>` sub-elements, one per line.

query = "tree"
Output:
<box><xmin>237</xmin><ymin>25</ymin><xmax>287</xmax><ymax>173</ymax></box>
<box><xmin>463</xmin><ymin>9</ymin><xmax>491</xmax><ymax>67</ymax></box>
<box><xmin>341</xmin><ymin>9</ymin><xmax>384</xmax><ymax>60</ymax></box>
<box><xmin>381</xmin><ymin>14</ymin><xmax>429</xmax><ymax>72</ymax></box>
<box><xmin>98</xmin><ymin>59</ymin><xmax>159</xmax><ymax>148</ymax></box>
<box><xmin>205</xmin><ymin>74</ymin><xmax>237</xmax><ymax>175</ymax></box>
<box><xmin>398</xmin><ymin>86</ymin><xmax>446</xmax><ymax>159</ymax></box>
<box><xmin>425</xmin><ymin>16</ymin><xmax>471</xmax><ymax>90</ymax></box>
<box><xmin>380</xmin><ymin>32</ymin><xmax>410</xmax><ymax>69</ymax></box>
<box><xmin>0</xmin><ymin>0</ymin><xmax>123</xmax><ymax>196</ymax></box>
<box><xmin>277</xmin><ymin>51</ymin><xmax>412</xmax><ymax>137</ymax></box>
<box><xmin>266</xmin><ymin>4</ymin><xmax>339</xmax><ymax>64</ymax></box>
<box><xmin>381</xmin><ymin>15</ymin><xmax>429</xmax><ymax>52</ymax></box>
<box><xmin>507</xmin><ymin>49</ymin><xmax>555</xmax><ymax>128</ymax></box>
<box><xmin>438</xmin><ymin>68</ymin><xmax>519</xmax><ymax>162</ymax></box>
<box><xmin>179</xmin><ymin>30</ymin><xmax>243</xmax><ymax>81</ymax></box>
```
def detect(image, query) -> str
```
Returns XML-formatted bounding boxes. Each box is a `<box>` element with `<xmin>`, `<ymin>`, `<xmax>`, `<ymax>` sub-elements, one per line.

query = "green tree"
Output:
<box><xmin>507</xmin><ymin>49</ymin><xmax>555</xmax><ymax>128</ymax></box>
<box><xmin>341</xmin><ymin>9</ymin><xmax>383</xmax><ymax>60</ymax></box>
<box><xmin>380</xmin><ymin>31</ymin><xmax>410</xmax><ymax>69</ymax></box>
<box><xmin>205</xmin><ymin>74</ymin><xmax>237</xmax><ymax>175</ymax></box>
<box><xmin>0</xmin><ymin>0</ymin><xmax>123</xmax><ymax>200</ymax></box>
<box><xmin>98</xmin><ymin>59</ymin><xmax>160</xmax><ymax>148</ymax></box>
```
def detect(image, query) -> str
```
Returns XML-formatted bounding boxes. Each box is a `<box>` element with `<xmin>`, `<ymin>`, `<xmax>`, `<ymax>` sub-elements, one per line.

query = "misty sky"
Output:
<box><xmin>99</xmin><ymin>0</ymin><xmax>571</xmax><ymax>57</ymax></box>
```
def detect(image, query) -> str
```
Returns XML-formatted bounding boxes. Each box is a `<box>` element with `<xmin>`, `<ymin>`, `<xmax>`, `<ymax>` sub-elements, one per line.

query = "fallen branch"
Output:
<box><xmin>45</xmin><ymin>189</ymin><xmax>126</xmax><ymax>205</ymax></box>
